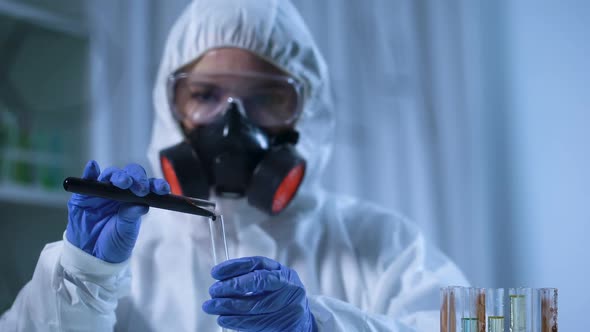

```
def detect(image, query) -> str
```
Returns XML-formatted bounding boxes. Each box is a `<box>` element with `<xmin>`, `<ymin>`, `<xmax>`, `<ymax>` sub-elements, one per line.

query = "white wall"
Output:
<box><xmin>506</xmin><ymin>0</ymin><xmax>590</xmax><ymax>330</ymax></box>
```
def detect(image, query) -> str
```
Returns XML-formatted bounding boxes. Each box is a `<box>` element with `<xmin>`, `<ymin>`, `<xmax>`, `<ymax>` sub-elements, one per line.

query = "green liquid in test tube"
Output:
<box><xmin>461</xmin><ymin>318</ymin><xmax>477</xmax><ymax>332</ymax></box>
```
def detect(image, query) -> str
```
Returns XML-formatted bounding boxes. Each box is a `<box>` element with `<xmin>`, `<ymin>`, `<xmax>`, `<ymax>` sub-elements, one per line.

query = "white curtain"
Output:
<box><xmin>291</xmin><ymin>0</ymin><xmax>509</xmax><ymax>289</ymax></box>
<box><xmin>86</xmin><ymin>0</ymin><xmax>188</xmax><ymax>168</ymax></box>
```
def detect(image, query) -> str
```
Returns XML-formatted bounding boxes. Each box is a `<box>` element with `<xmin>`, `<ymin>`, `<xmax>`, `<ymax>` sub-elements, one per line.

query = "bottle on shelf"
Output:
<box><xmin>0</xmin><ymin>110</ymin><xmax>19</xmax><ymax>183</ymax></box>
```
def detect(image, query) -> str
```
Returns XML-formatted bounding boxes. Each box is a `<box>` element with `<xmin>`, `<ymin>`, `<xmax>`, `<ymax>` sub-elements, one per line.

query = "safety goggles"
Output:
<box><xmin>168</xmin><ymin>71</ymin><xmax>303</xmax><ymax>128</ymax></box>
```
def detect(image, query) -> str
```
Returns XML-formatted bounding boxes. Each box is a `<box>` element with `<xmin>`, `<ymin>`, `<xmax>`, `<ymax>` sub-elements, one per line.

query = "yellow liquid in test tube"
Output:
<box><xmin>488</xmin><ymin>316</ymin><xmax>504</xmax><ymax>332</ymax></box>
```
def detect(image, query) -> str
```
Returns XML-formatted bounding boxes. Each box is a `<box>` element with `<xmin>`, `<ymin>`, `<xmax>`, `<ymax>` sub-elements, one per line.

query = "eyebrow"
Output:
<box><xmin>240</xmin><ymin>81</ymin><xmax>294</xmax><ymax>93</ymax></box>
<box><xmin>187</xmin><ymin>81</ymin><xmax>219</xmax><ymax>89</ymax></box>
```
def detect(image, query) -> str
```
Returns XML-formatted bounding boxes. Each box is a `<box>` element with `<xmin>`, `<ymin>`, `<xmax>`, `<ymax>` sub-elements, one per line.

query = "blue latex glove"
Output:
<box><xmin>203</xmin><ymin>256</ymin><xmax>318</xmax><ymax>332</ymax></box>
<box><xmin>66</xmin><ymin>160</ymin><xmax>170</xmax><ymax>263</ymax></box>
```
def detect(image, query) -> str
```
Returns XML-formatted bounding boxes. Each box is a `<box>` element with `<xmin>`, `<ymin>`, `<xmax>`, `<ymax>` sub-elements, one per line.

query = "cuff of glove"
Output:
<box><xmin>61</xmin><ymin>231</ymin><xmax>129</xmax><ymax>276</ymax></box>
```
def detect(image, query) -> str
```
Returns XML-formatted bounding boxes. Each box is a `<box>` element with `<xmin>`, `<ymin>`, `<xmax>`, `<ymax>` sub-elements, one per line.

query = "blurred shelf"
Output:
<box><xmin>0</xmin><ymin>0</ymin><xmax>87</xmax><ymax>211</ymax></box>
<box><xmin>2</xmin><ymin>148</ymin><xmax>69</xmax><ymax>166</ymax></box>
<box><xmin>0</xmin><ymin>182</ymin><xmax>68</xmax><ymax>208</ymax></box>
<box><xmin>0</xmin><ymin>0</ymin><xmax>87</xmax><ymax>37</ymax></box>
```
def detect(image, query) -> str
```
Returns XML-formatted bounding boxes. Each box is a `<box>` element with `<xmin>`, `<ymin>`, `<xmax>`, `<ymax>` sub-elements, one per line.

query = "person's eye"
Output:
<box><xmin>255</xmin><ymin>93</ymin><xmax>284</xmax><ymax>106</ymax></box>
<box><xmin>190</xmin><ymin>90</ymin><xmax>218</xmax><ymax>103</ymax></box>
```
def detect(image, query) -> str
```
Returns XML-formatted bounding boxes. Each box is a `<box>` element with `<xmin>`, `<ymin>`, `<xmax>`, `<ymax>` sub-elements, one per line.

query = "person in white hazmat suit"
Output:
<box><xmin>0</xmin><ymin>0</ymin><xmax>468</xmax><ymax>331</ymax></box>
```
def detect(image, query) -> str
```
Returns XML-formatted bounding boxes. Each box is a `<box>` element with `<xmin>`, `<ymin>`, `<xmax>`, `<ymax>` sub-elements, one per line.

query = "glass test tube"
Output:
<box><xmin>486</xmin><ymin>288</ymin><xmax>505</xmax><ymax>332</ymax></box>
<box><xmin>208</xmin><ymin>214</ymin><xmax>229</xmax><ymax>265</ymax></box>
<box><xmin>208</xmin><ymin>214</ymin><xmax>230</xmax><ymax>332</ymax></box>
<box><xmin>510</xmin><ymin>288</ymin><xmax>533</xmax><ymax>332</ymax></box>
<box><xmin>444</xmin><ymin>287</ymin><xmax>485</xmax><ymax>332</ymax></box>
<box><xmin>441</xmin><ymin>286</ymin><xmax>458</xmax><ymax>332</ymax></box>
<box><xmin>461</xmin><ymin>288</ymin><xmax>478</xmax><ymax>332</ymax></box>
<box><xmin>441</xmin><ymin>287</ymin><xmax>451</xmax><ymax>332</ymax></box>
<box><xmin>476</xmin><ymin>288</ymin><xmax>486</xmax><ymax>332</ymax></box>
<box><xmin>448</xmin><ymin>286</ymin><xmax>462</xmax><ymax>332</ymax></box>
<box><xmin>539</xmin><ymin>288</ymin><xmax>558</xmax><ymax>332</ymax></box>
<box><xmin>441</xmin><ymin>288</ymin><xmax>448</xmax><ymax>332</ymax></box>
<box><xmin>461</xmin><ymin>288</ymin><xmax>485</xmax><ymax>332</ymax></box>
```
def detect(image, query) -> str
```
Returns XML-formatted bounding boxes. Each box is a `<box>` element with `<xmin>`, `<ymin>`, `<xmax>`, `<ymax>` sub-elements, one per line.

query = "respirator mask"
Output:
<box><xmin>159</xmin><ymin>71</ymin><xmax>306</xmax><ymax>215</ymax></box>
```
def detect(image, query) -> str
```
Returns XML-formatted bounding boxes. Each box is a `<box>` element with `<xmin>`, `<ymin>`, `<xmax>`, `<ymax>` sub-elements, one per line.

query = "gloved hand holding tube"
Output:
<box><xmin>203</xmin><ymin>256</ymin><xmax>318</xmax><ymax>332</ymax></box>
<box><xmin>66</xmin><ymin>160</ymin><xmax>170</xmax><ymax>263</ymax></box>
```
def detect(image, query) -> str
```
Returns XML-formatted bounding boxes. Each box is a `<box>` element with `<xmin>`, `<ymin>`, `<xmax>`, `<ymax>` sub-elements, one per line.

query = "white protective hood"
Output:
<box><xmin>146</xmin><ymin>0</ymin><xmax>334</xmax><ymax>225</ymax></box>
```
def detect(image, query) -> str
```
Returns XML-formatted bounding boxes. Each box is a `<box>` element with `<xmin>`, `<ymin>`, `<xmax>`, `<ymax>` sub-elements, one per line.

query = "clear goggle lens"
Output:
<box><xmin>168</xmin><ymin>72</ymin><xmax>303</xmax><ymax>128</ymax></box>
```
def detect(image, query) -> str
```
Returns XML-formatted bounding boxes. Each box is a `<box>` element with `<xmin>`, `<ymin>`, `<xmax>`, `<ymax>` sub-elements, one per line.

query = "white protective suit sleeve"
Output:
<box><xmin>309</xmin><ymin>296</ymin><xmax>433</xmax><ymax>331</ymax></box>
<box><xmin>0</xmin><ymin>233</ymin><xmax>130</xmax><ymax>331</ymax></box>
<box><xmin>300</xmin><ymin>199</ymin><xmax>467</xmax><ymax>332</ymax></box>
<box><xmin>307</xmin><ymin>239</ymin><xmax>459</xmax><ymax>332</ymax></box>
